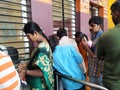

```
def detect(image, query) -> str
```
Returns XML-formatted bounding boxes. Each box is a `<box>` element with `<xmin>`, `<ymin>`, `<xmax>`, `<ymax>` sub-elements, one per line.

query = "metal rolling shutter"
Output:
<box><xmin>90</xmin><ymin>5</ymin><xmax>99</xmax><ymax>17</ymax></box>
<box><xmin>0</xmin><ymin>0</ymin><xmax>31</xmax><ymax>65</ymax></box>
<box><xmin>52</xmin><ymin>0</ymin><xmax>76</xmax><ymax>38</ymax></box>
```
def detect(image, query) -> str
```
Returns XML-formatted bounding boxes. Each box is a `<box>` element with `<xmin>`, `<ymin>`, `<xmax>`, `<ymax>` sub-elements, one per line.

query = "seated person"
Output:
<box><xmin>49</xmin><ymin>34</ymin><xmax>86</xmax><ymax>90</ymax></box>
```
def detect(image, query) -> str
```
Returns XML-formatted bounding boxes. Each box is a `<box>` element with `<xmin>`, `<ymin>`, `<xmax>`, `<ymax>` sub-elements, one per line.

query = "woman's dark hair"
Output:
<box><xmin>23</xmin><ymin>21</ymin><xmax>48</xmax><ymax>41</ymax></box>
<box><xmin>48</xmin><ymin>34</ymin><xmax>59</xmax><ymax>52</ymax></box>
<box><xmin>75</xmin><ymin>31</ymin><xmax>88</xmax><ymax>41</ymax></box>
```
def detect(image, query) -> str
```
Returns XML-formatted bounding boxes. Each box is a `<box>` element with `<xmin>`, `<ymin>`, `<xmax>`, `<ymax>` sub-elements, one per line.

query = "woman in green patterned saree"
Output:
<box><xmin>18</xmin><ymin>22</ymin><xmax>54</xmax><ymax>90</ymax></box>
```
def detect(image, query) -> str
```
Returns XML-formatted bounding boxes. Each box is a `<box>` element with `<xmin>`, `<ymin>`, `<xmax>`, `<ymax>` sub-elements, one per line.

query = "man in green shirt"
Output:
<box><xmin>97</xmin><ymin>1</ymin><xmax>120</xmax><ymax>90</ymax></box>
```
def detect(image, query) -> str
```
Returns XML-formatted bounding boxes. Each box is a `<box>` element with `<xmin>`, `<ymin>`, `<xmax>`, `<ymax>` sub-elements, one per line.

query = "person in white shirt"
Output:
<box><xmin>57</xmin><ymin>28</ymin><xmax>79</xmax><ymax>51</ymax></box>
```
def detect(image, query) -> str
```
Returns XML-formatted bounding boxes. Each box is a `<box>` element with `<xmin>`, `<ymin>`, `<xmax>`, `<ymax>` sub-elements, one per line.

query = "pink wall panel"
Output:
<box><xmin>31</xmin><ymin>0</ymin><xmax>53</xmax><ymax>36</ymax></box>
<box><xmin>80</xmin><ymin>12</ymin><xmax>90</xmax><ymax>37</ymax></box>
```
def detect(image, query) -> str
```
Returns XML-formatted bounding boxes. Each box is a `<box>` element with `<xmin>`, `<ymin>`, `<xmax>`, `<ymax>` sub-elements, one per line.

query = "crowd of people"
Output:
<box><xmin>0</xmin><ymin>0</ymin><xmax>120</xmax><ymax>90</ymax></box>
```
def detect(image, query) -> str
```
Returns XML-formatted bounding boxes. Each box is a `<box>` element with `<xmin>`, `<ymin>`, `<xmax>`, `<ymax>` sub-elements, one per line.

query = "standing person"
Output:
<box><xmin>75</xmin><ymin>31</ymin><xmax>93</xmax><ymax>74</ymax></box>
<box><xmin>49</xmin><ymin>34</ymin><xmax>86</xmax><ymax>90</ymax></box>
<box><xmin>82</xmin><ymin>16</ymin><xmax>104</xmax><ymax>90</ymax></box>
<box><xmin>0</xmin><ymin>48</ymin><xmax>20</xmax><ymax>90</ymax></box>
<box><xmin>57</xmin><ymin>28</ymin><xmax>86</xmax><ymax>73</ymax></box>
<box><xmin>18</xmin><ymin>22</ymin><xmax>54</xmax><ymax>90</ymax></box>
<box><xmin>75</xmin><ymin>31</ymin><xmax>93</xmax><ymax>90</ymax></box>
<box><xmin>97</xmin><ymin>1</ymin><xmax>120</xmax><ymax>90</ymax></box>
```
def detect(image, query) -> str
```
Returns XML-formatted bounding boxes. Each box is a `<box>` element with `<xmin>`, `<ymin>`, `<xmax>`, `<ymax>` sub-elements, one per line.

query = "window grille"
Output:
<box><xmin>52</xmin><ymin>0</ymin><xmax>76</xmax><ymax>38</ymax></box>
<box><xmin>90</xmin><ymin>5</ymin><xmax>99</xmax><ymax>17</ymax></box>
<box><xmin>0</xmin><ymin>0</ymin><xmax>31</xmax><ymax>65</ymax></box>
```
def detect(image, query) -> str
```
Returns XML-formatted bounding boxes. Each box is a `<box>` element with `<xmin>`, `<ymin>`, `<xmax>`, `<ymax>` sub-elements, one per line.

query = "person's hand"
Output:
<box><xmin>87</xmin><ymin>40</ymin><xmax>92</xmax><ymax>47</ymax></box>
<box><xmin>18</xmin><ymin>63</ymin><xmax>28</xmax><ymax>71</ymax></box>
<box><xmin>81</xmin><ymin>40</ymin><xmax>96</xmax><ymax>58</ymax></box>
<box><xmin>19</xmin><ymin>70</ymin><xmax>26</xmax><ymax>80</ymax></box>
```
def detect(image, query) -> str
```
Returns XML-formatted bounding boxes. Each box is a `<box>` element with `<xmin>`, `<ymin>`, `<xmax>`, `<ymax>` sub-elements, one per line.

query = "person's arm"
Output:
<box><xmin>81</xmin><ymin>40</ymin><xmax>96</xmax><ymax>58</ymax></box>
<box><xmin>18</xmin><ymin>62</ymin><xmax>43</xmax><ymax>79</ymax></box>
<box><xmin>19</xmin><ymin>69</ymin><xmax>43</xmax><ymax>80</ymax></box>
<box><xmin>25</xmin><ymin>69</ymin><xmax>43</xmax><ymax>77</ymax></box>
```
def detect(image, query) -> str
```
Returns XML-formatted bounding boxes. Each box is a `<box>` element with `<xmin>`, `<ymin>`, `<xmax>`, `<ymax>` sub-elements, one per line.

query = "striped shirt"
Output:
<box><xmin>0</xmin><ymin>51</ymin><xmax>20</xmax><ymax>90</ymax></box>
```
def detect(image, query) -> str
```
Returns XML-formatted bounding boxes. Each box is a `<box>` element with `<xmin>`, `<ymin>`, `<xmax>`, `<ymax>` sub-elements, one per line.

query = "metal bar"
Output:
<box><xmin>53</xmin><ymin>12</ymin><xmax>75</xmax><ymax>16</ymax></box>
<box><xmin>0</xmin><ymin>29</ymin><xmax>23</xmax><ymax>30</ymax></box>
<box><xmin>0</xmin><ymin>35</ymin><xmax>25</xmax><ymax>37</ymax></box>
<box><xmin>52</xmin><ymin>15</ymin><xmax>63</xmax><ymax>18</ymax></box>
<box><xmin>9</xmin><ymin>53</ymin><xmax>30</xmax><ymax>57</ymax></box>
<box><xmin>53</xmin><ymin>25</ymin><xmax>75</xmax><ymax>27</ymax></box>
<box><xmin>0</xmin><ymin>21</ymin><xmax>26</xmax><ymax>24</ymax></box>
<box><xmin>20</xmin><ymin>58</ymin><xmax>30</xmax><ymax>61</ymax></box>
<box><xmin>55</xmin><ymin>72</ymin><xmax>109</xmax><ymax>90</ymax></box>
<box><xmin>63</xmin><ymin>7</ymin><xmax>76</xmax><ymax>12</ymax></box>
<box><xmin>0</xmin><ymin>41</ymin><xmax>29</xmax><ymax>44</ymax></box>
<box><xmin>53</xmin><ymin>4</ymin><xmax>75</xmax><ymax>9</ymax></box>
<box><xmin>64</xmin><ymin>3</ymin><xmax>75</xmax><ymax>7</ymax></box>
<box><xmin>18</xmin><ymin>52</ymin><xmax>30</xmax><ymax>55</ymax></box>
<box><xmin>52</xmin><ymin>10</ymin><xmax>62</xmax><ymax>13</ymax></box>
<box><xmin>0</xmin><ymin>0</ymin><xmax>30</xmax><ymax>7</ymax></box>
<box><xmin>52</xmin><ymin>5</ymin><xmax>62</xmax><ymax>9</ymax></box>
<box><xmin>64</xmin><ymin>12</ymin><xmax>76</xmax><ymax>15</ymax></box>
<box><xmin>7</xmin><ymin>47</ymin><xmax>30</xmax><ymax>50</ymax></box>
<box><xmin>62</xmin><ymin>0</ymin><xmax>65</xmax><ymax>28</ymax></box>
<box><xmin>56</xmin><ymin>73</ymin><xmax>59</xmax><ymax>90</ymax></box>
<box><xmin>0</xmin><ymin>14</ymin><xmax>31</xmax><ymax>19</ymax></box>
<box><xmin>0</xmin><ymin>7</ymin><xmax>31</xmax><ymax>13</ymax></box>
<box><xmin>65</xmin><ymin>0</ymin><xmax>74</xmax><ymax>3</ymax></box>
<box><xmin>52</xmin><ymin>0</ymin><xmax>62</xmax><ymax>4</ymax></box>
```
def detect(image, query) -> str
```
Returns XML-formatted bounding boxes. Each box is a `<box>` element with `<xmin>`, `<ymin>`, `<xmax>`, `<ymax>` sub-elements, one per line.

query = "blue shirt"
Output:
<box><xmin>53</xmin><ymin>45</ymin><xmax>85</xmax><ymax>90</ymax></box>
<box><xmin>91</xmin><ymin>30</ymin><xmax>103</xmax><ymax>53</ymax></box>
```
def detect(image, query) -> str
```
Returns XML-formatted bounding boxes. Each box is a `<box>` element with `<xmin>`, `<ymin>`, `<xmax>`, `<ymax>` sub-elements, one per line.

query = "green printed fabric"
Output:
<box><xmin>26</xmin><ymin>41</ymin><xmax>54</xmax><ymax>90</ymax></box>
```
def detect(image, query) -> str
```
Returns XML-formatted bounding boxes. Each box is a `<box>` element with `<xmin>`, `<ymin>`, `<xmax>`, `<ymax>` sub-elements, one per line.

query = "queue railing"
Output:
<box><xmin>54</xmin><ymin>71</ymin><xmax>109</xmax><ymax>90</ymax></box>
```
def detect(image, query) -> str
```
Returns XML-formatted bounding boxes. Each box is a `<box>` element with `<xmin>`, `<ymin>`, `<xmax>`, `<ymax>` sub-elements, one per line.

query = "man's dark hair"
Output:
<box><xmin>57</xmin><ymin>28</ymin><xmax>67</xmax><ymax>38</ymax></box>
<box><xmin>111</xmin><ymin>0</ymin><xmax>120</xmax><ymax>12</ymax></box>
<box><xmin>89</xmin><ymin>16</ymin><xmax>103</xmax><ymax>25</ymax></box>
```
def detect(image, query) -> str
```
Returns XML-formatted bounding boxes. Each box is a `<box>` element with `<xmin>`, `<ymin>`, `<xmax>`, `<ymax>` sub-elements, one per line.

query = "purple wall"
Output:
<box><xmin>31</xmin><ymin>0</ymin><xmax>108</xmax><ymax>37</ymax></box>
<box><xmin>80</xmin><ymin>12</ymin><xmax>91</xmax><ymax>37</ymax></box>
<box><xmin>31</xmin><ymin>0</ymin><xmax>53</xmax><ymax>36</ymax></box>
<box><xmin>76</xmin><ymin>12</ymin><xmax>91</xmax><ymax>37</ymax></box>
